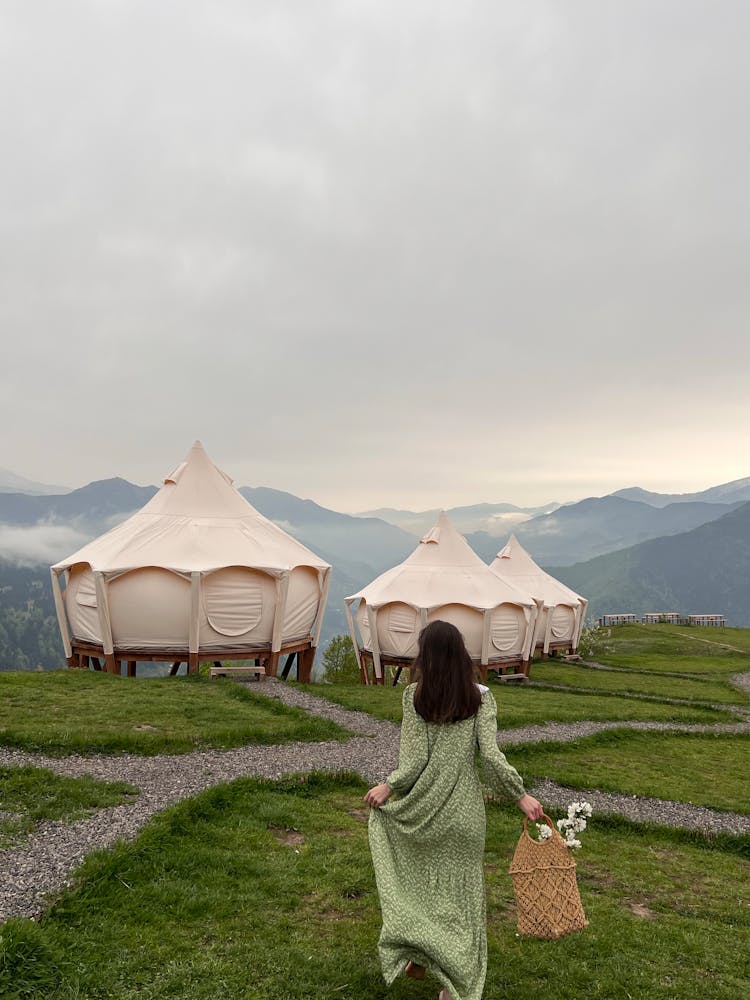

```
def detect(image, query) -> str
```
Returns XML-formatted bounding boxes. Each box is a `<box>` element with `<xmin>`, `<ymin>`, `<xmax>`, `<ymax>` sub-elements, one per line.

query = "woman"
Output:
<box><xmin>365</xmin><ymin>620</ymin><xmax>543</xmax><ymax>1000</ymax></box>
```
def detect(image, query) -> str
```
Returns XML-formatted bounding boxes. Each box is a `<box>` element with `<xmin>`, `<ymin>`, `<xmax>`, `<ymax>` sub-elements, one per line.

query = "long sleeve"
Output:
<box><xmin>475</xmin><ymin>690</ymin><xmax>526</xmax><ymax>801</ymax></box>
<box><xmin>385</xmin><ymin>686</ymin><xmax>429</xmax><ymax>796</ymax></box>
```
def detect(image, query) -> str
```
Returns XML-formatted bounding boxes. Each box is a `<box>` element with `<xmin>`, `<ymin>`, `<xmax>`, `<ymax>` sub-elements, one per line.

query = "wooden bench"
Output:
<box><xmin>209</xmin><ymin>664</ymin><xmax>266</xmax><ymax>681</ymax></box>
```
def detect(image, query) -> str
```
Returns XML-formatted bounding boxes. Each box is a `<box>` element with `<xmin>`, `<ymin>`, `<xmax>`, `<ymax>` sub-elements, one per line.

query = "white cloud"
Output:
<box><xmin>0</xmin><ymin>524</ymin><xmax>91</xmax><ymax>566</ymax></box>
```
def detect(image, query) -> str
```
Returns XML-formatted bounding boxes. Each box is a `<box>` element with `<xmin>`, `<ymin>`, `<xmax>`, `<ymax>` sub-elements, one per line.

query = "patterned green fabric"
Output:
<box><xmin>368</xmin><ymin>683</ymin><xmax>526</xmax><ymax>1000</ymax></box>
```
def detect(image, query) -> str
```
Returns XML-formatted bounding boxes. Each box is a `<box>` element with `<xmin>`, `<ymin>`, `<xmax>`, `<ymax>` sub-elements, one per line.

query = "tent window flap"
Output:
<box><xmin>204</xmin><ymin>578</ymin><xmax>263</xmax><ymax>636</ymax></box>
<box><xmin>389</xmin><ymin>605</ymin><xmax>417</xmax><ymax>634</ymax></box>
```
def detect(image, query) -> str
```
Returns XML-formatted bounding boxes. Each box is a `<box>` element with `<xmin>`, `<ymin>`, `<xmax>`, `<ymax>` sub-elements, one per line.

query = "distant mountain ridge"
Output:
<box><xmin>552</xmin><ymin>500</ymin><xmax>750</xmax><ymax>626</ymax></box>
<box><xmin>613</xmin><ymin>476</ymin><xmax>750</xmax><ymax>508</ymax></box>
<box><xmin>0</xmin><ymin>478</ymin><xmax>158</xmax><ymax>527</ymax></box>
<box><xmin>358</xmin><ymin>501</ymin><xmax>559</xmax><ymax>538</ymax></box>
<box><xmin>0</xmin><ymin>468</ymin><xmax>71</xmax><ymax>496</ymax></box>
<box><xmin>465</xmin><ymin>495</ymin><xmax>744</xmax><ymax>566</ymax></box>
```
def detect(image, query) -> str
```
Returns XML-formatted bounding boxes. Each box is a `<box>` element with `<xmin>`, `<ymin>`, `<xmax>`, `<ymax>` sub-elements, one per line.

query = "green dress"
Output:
<box><xmin>368</xmin><ymin>683</ymin><xmax>526</xmax><ymax>1000</ymax></box>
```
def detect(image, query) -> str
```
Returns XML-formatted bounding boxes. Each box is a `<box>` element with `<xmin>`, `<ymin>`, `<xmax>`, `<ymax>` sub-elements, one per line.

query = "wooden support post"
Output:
<box><xmin>298</xmin><ymin>646</ymin><xmax>314</xmax><ymax>684</ymax></box>
<box><xmin>127</xmin><ymin>660</ymin><xmax>137</xmax><ymax>677</ymax></box>
<box><xmin>66</xmin><ymin>655</ymin><xmax>77</xmax><ymax>669</ymax></box>
<box><xmin>359</xmin><ymin>650</ymin><xmax>370</xmax><ymax>685</ymax></box>
<box><xmin>105</xmin><ymin>653</ymin><xmax>118</xmax><ymax>674</ymax></box>
<box><xmin>188</xmin><ymin>652</ymin><xmax>199</xmax><ymax>675</ymax></box>
<box><xmin>281</xmin><ymin>652</ymin><xmax>297</xmax><ymax>680</ymax></box>
<box><xmin>169</xmin><ymin>661</ymin><xmax>182</xmax><ymax>676</ymax></box>
<box><xmin>266</xmin><ymin>651</ymin><xmax>281</xmax><ymax>678</ymax></box>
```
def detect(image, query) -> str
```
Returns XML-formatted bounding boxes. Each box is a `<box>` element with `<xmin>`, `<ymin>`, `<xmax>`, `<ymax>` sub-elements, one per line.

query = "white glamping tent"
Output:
<box><xmin>488</xmin><ymin>535</ymin><xmax>587</xmax><ymax>657</ymax></box>
<box><xmin>51</xmin><ymin>441</ymin><xmax>331</xmax><ymax>680</ymax></box>
<box><xmin>345</xmin><ymin>512</ymin><xmax>541</xmax><ymax>684</ymax></box>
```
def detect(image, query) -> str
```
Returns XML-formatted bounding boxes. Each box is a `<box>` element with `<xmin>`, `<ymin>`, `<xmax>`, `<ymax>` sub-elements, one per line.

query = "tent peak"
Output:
<box><xmin>497</xmin><ymin>533</ymin><xmax>521</xmax><ymax>559</ymax></box>
<box><xmin>420</xmin><ymin>509</ymin><xmax>451</xmax><ymax>545</ymax></box>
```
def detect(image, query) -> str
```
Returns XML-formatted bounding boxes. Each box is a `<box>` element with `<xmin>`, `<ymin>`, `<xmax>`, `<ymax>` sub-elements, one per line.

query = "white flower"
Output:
<box><xmin>565</xmin><ymin>837</ymin><xmax>582</xmax><ymax>849</ymax></box>
<box><xmin>536</xmin><ymin>824</ymin><xmax>553</xmax><ymax>840</ymax></box>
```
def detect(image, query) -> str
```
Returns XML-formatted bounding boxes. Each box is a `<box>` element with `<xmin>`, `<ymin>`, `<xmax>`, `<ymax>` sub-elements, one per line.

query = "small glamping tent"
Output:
<box><xmin>344</xmin><ymin>512</ymin><xmax>541</xmax><ymax>684</ymax></box>
<box><xmin>50</xmin><ymin>442</ymin><xmax>331</xmax><ymax>680</ymax></box>
<box><xmin>488</xmin><ymin>535</ymin><xmax>587</xmax><ymax>658</ymax></box>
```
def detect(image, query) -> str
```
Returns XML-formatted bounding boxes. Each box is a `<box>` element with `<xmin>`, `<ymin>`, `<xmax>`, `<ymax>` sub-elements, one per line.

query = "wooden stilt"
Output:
<box><xmin>188</xmin><ymin>652</ymin><xmax>199</xmax><ymax>675</ymax></box>
<box><xmin>359</xmin><ymin>651</ymin><xmax>371</xmax><ymax>685</ymax></box>
<box><xmin>127</xmin><ymin>660</ymin><xmax>137</xmax><ymax>677</ymax></box>
<box><xmin>281</xmin><ymin>652</ymin><xmax>297</xmax><ymax>680</ymax></box>
<box><xmin>169</xmin><ymin>661</ymin><xmax>182</xmax><ymax>676</ymax></box>
<box><xmin>104</xmin><ymin>653</ymin><xmax>118</xmax><ymax>674</ymax></box>
<box><xmin>297</xmin><ymin>647</ymin><xmax>315</xmax><ymax>684</ymax></box>
<box><xmin>266</xmin><ymin>651</ymin><xmax>281</xmax><ymax>678</ymax></box>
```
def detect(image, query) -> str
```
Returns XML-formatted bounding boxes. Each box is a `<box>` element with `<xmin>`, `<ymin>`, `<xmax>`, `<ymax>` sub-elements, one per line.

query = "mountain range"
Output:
<box><xmin>1</xmin><ymin>471</ymin><xmax>749</xmax><ymax>670</ymax></box>
<box><xmin>553</xmin><ymin>500</ymin><xmax>750</xmax><ymax>624</ymax></box>
<box><xmin>0</xmin><ymin>467</ymin><xmax>71</xmax><ymax>496</ymax></box>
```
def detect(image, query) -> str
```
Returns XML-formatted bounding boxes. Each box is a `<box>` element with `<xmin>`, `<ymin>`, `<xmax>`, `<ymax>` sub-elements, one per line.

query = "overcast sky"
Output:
<box><xmin>2</xmin><ymin>1</ymin><xmax>749</xmax><ymax>512</ymax></box>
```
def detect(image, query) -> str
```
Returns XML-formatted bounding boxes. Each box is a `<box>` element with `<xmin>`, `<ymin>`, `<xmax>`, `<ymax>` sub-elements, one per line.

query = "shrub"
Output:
<box><xmin>321</xmin><ymin>634</ymin><xmax>360</xmax><ymax>684</ymax></box>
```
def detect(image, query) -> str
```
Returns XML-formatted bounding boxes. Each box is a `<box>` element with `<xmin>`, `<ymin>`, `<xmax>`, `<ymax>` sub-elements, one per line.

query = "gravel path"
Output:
<box><xmin>730</xmin><ymin>672</ymin><xmax>750</xmax><ymax>697</ymax></box>
<box><xmin>531</xmin><ymin>779</ymin><xmax>750</xmax><ymax>836</ymax></box>
<box><xmin>2</xmin><ymin>679</ymin><xmax>748</xmax><ymax>923</ymax></box>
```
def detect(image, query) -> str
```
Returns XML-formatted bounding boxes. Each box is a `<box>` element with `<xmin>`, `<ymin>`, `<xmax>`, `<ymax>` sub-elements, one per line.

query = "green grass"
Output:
<box><xmin>0</xmin><ymin>766</ymin><xmax>139</xmax><ymax>847</ymax></box>
<box><xmin>2</xmin><ymin>774</ymin><xmax>747</xmax><ymax>1000</ymax></box>
<box><xmin>0</xmin><ymin>672</ymin><xmax>349</xmax><ymax>756</ymax></box>
<box><xmin>531</xmin><ymin>661</ymin><xmax>748</xmax><ymax>705</ymax></box>
<box><xmin>584</xmin><ymin>624</ymin><xmax>750</xmax><ymax>673</ymax></box>
<box><xmin>514</xmin><ymin>731</ymin><xmax>750</xmax><ymax>814</ymax></box>
<box><xmin>303</xmin><ymin>682</ymin><xmax>737</xmax><ymax>727</ymax></box>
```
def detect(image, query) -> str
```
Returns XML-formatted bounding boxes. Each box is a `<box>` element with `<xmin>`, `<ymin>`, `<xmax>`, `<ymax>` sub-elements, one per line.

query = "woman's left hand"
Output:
<box><xmin>364</xmin><ymin>783</ymin><xmax>392</xmax><ymax>808</ymax></box>
<box><xmin>517</xmin><ymin>794</ymin><xmax>544</xmax><ymax>821</ymax></box>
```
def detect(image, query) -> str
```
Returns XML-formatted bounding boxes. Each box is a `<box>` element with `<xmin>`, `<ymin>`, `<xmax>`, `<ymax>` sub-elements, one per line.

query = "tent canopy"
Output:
<box><xmin>52</xmin><ymin>441</ymin><xmax>329</xmax><ymax>578</ymax></box>
<box><xmin>346</xmin><ymin>512</ymin><xmax>534</xmax><ymax>613</ymax></box>
<box><xmin>489</xmin><ymin>534</ymin><xmax>585</xmax><ymax>608</ymax></box>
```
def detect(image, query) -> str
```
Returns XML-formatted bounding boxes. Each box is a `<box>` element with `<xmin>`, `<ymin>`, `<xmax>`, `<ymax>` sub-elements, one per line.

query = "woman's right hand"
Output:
<box><xmin>517</xmin><ymin>794</ymin><xmax>544</xmax><ymax>821</ymax></box>
<box><xmin>364</xmin><ymin>783</ymin><xmax>393</xmax><ymax>808</ymax></box>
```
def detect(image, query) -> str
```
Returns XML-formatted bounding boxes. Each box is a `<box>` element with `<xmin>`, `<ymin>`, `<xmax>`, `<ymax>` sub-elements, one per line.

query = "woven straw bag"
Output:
<box><xmin>509</xmin><ymin>813</ymin><xmax>588</xmax><ymax>940</ymax></box>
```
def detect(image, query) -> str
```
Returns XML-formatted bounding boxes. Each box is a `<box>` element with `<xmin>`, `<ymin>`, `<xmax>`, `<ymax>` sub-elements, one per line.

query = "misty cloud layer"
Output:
<box><xmin>2</xmin><ymin>2</ymin><xmax>749</xmax><ymax>509</ymax></box>
<box><xmin>0</xmin><ymin>524</ymin><xmax>90</xmax><ymax>566</ymax></box>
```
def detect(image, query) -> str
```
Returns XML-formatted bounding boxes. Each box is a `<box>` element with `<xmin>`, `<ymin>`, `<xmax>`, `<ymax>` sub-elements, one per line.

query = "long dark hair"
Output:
<box><xmin>412</xmin><ymin>620</ymin><xmax>482</xmax><ymax>724</ymax></box>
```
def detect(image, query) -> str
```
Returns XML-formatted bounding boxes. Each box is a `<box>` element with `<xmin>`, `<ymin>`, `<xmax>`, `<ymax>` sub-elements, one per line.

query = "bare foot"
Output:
<box><xmin>405</xmin><ymin>961</ymin><xmax>426</xmax><ymax>980</ymax></box>
<box><xmin>438</xmin><ymin>990</ymin><xmax>454</xmax><ymax>1000</ymax></box>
